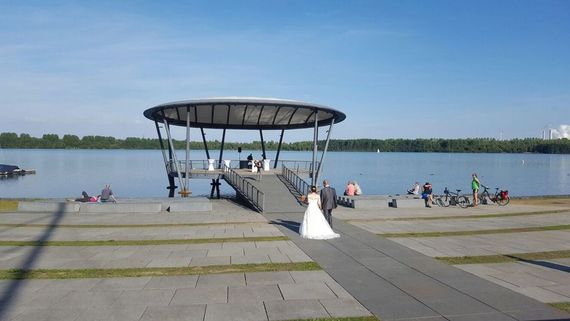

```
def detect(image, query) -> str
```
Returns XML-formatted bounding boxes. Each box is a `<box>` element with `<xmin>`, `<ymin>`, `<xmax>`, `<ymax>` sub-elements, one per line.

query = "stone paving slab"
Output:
<box><xmin>264</xmin><ymin>299</ymin><xmax>330</xmax><ymax>320</ymax></box>
<box><xmin>204</xmin><ymin>302</ymin><xmax>267</xmax><ymax>321</ymax></box>
<box><xmin>0</xmin><ymin>223</ymin><xmax>282</xmax><ymax>241</ymax></box>
<box><xmin>0</xmin><ymin>270</ymin><xmax>369</xmax><ymax>321</ymax></box>
<box><xmin>0</xmin><ymin>241</ymin><xmax>311</xmax><ymax>269</ymax></box>
<box><xmin>352</xmin><ymin>212</ymin><xmax>570</xmax><ymax>234</ymax></box>
<box><xmin>390</xmin><ymin>230</ymin><xmax>570</xmax><ymax>257</ymax></box>
<box><xmin>457</xmin><ymin>261</ymin><xmax>570</xmax><ymax>303</ymax></box>
<box><xmin>335</xmin><ymin>203</ymin><xmax>569</xmax><ymax>221</ymax></box>
<box><xmin>264</xmin><ymin>212</ymin><xmax>569</xmax><ymax>321</ymax></box>
<box><xmin>2</xmin><ymin>199</ymin><xmax>266</xmax><ymax>225</ymax></box>
<box><xmin>140</xmin><ymin>305</ymin><xmax>206</xmax><ymax>321</ymax></box>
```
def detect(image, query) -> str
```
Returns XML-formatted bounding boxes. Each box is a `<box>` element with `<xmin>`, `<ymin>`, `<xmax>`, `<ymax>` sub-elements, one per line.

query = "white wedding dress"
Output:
<box><xmin>299</xmin><ymin>193</ymin><xmax>340</xmax><ymax>240</ymax></box>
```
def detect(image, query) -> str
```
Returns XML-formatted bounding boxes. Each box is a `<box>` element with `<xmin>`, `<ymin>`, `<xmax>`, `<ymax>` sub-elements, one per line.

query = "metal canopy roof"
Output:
<box><xmin>143</xmin><ymin>97</ymin><xmax>346</xmax><ymax>130</ymax></box>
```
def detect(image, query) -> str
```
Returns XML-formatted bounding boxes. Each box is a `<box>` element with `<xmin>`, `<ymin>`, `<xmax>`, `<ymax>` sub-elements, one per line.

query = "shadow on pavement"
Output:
<box><xmin>0</xmin><ymin>203</ymin><xmax>67</xmax><ymax>320</ymax></box>
<box><xmin>269</xmin><ymin>219</ymin><xmax>300</xmax><ymax>234</ymax></box>
<box><xmin>507</xmin><ymin>255</ymin><xmax>570</xmax><ymax>273</ymax></box>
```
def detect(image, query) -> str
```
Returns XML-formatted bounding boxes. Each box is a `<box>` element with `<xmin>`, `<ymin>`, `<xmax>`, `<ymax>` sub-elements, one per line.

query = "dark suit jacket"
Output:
<box><xmin>320</xmin><ymin>186</ymin><xmax>338</xmax><ymax>210</ymax></box>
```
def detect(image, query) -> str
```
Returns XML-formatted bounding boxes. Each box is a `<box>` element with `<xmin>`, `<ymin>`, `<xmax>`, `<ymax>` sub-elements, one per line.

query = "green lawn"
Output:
<box><xmin>0</xmin><ymin>199</ymin><xmax>18</xmax><ymax>212</ymax></box>
<box><xmin>549</xmin><ymin>302</ymin><xmax>570</xmax><ymax>313</ymax></box>
<box><xmin>380</xmin><ymin>224</ymin><xmax>570</xmax><ymax>238</ymax></box>
<box><xmin>347</xmin><ymin>209</ymin><xmax>569</xmax><ymax>223</ymax></box>
<box><xmin>0</xmin><ymin>262</ymin><xmax>321</xmax><ymax>279</ymax></box>
<box><xmin>0</xmin><ymin>236</ymin><xmax>288</xmax><ymax>247</ymax></box>
<box><xmin>437</xmin><ymin>250</ymin><xmax>570</xmax><ymax>265</ymax></box>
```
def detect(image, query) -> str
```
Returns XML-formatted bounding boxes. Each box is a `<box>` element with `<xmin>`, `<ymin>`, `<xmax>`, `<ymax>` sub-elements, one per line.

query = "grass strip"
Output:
<box><xmin>0</xmin><ymin>236</ymin><xmax>288</xmax><ymax>247</ymax></box>
<box><xmin>549</xmin><ymin>302</ymin><xmax>570</xmax><ymax>313</ymax></box>
<box><xmin>0</xmin><ymin>200</ymin><xmax>18</xmax><ymax>212</ymax></box>
<box><xmin>0</xmin><ymin>262</ymin><xmax>321</xmax><ymax>280</ymax></box>
<box><xmin>380</xmin><ymin>224</ymin><xmax>570</xmax><ymax>238</ymax></box>
<box><xmin>287</xmin><ymin>317</ymin><xmax>379</xmax><ymax>321</ymax></box>
<box><xmin>436</xmin><ymin>250</ymin><xmax>570</xmax><ymax>265</ymax></box>
<box><xmin>0</xmin><ymin>221</ymin><xmax>266</xmax><ymax>228</ymax></box>
<box><xmin>347</xmin><ymin>209</ymin><xmax>570</xmax><ymax>223</ymax></box>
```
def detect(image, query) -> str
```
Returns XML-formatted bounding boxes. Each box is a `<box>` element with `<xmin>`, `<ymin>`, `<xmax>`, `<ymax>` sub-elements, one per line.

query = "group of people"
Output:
<box><xmin>299</xmin><ymin>179</ymin><xmax>340</xmax><ymax>240</ymax></box>
<box><xmin>74</xmin><ymin>185</ymin><xmax>117</xmax><ymax>203</ymax></box>
<box><xmin>343</xmin><ymin>181</ymin><xmax>362</xmax><ymax>196</ymax></box>
<box><xmin>406</xmin><ymin>173</ymin><xmax>482</xmax><ymax>208</ymax></box>
<box><xmin>247</xmin><ymin>153</ymin><xmax>264</xmax><ymax>180</ymax></box>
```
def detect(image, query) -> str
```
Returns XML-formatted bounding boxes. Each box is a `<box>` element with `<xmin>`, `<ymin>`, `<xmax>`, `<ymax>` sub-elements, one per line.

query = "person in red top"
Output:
<box><xmin>344</xmin><ymin>181</ymin><xmax>355</xmax><ymax>196</ymax></box>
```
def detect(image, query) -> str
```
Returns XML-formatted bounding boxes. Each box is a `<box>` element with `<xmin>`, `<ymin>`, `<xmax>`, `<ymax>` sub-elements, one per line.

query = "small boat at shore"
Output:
<box><xmin>0</xmin><ymin>164</ymin><xmax>36</xmax><ymax>176</ymax></box>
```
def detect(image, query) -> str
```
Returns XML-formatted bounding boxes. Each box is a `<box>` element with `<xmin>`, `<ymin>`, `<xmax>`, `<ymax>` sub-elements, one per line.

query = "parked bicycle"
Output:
<box><xmin>479</xmin><ymin>185</ymin><xmax>510</xmax><ymax>206</ymax></box>
<box><xmin>434</xmin><ymin>187</ymin><xmax>470</xmax><ymax>208</ymax></box>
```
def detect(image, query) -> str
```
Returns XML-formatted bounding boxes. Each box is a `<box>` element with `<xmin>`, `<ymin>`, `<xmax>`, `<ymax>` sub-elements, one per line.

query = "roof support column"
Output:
<box><xmin>218</xmin><ymin>128</ymin><xmax>226</xmax><ymax>168</ymax></box>
<box><xmin>200</xmin><ymin>128</ymin><xmax>210</xmax><ymax>160</ymax></box>
<box><xmin>154</xmin><ymin>120</ymin><xmax>169</xmax><ymax>174</ymax></box>
<box><xmin>155</xmin><ymin>120</ymin><xmax>176</xmax><ymax>196</ymax></box>
<box><xmin>162</xmin><ymin>116</ymin><xmax>184</xmax><ymax>193</ymax></box>
<box><xmin>311</xmin><ymin>110</ymin><xmax>319</xmax><ymax>187</ymax></box>
<box><xmin>274</xmin><ymin>129</ymin><xmax>285</xmax><ymax>169</ymax></box>
<box><xmin>259</xmin><ymin>130</ymin><xmax>266</xmax><ymax>160</ymax></box>
<box><xmin>315</xmin><ymin>119</ymin><xmax>334</xmax><ymax>185</ymax></box>
<box><xmin>181</xmin><ymin>107</ymin><xmax>191</xmax><ymax>197</ymax></box>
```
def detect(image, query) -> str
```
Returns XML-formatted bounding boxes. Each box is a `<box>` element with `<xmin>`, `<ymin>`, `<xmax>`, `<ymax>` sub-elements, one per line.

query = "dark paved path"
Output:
<box><xmin>264</xmin><ymin>212</ymin><xmax>570</xmax><ymax>321</ymax></box>
<box><xmin>247</xmin><ymin>173</ymin><xmax>306</xmax><ymax>213</ymax></box>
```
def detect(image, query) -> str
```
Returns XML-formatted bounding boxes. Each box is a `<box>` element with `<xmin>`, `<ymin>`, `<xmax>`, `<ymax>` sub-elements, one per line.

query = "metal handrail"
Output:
<box><xmin>166</xmin><ymin>159</ymin><xmax>318</xmax><ymax>173</ymax></box>
<box><xmin>222</xmin><ymin>164</ymin><xmax>265</xmax><ymax>212</ymax></box>
<box><xmin>281</xmin><ymin>165</ymin><xmax>311</xmax><ymax>197</ymax></box>
<box><xmin>277</xmin><ymin>160</ymin><xmax>318</xmax><ymax>172</ymax></box>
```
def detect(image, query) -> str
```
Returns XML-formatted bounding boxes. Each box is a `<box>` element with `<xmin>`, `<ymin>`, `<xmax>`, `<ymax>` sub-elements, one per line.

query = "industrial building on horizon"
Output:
<box><xmin>542</xmin><ymin>125</ymin><xmax>570</xmax><ymax>140</ymax></box>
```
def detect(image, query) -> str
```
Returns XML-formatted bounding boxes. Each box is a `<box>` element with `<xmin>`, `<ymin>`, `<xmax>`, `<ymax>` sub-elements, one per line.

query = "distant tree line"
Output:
<box><xmin>0</xmin><ymin>132</ymin><xmax>569</xmax><ymax>154</ymax></box>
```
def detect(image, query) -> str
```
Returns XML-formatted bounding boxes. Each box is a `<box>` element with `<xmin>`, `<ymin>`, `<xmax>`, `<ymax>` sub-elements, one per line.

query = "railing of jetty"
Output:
<box><xmin>222</xmin><ymin>164</ymin><xmax>265</xmax><ymax>212</ymax></box>
<box><xmin>282</xmin><ymin>165</ymin><xmax>311</xmax><ymax>198</ymax></box>
<box><xmin>166</xmin><ymin>159</ymin><xmax>318</xmax><ymax>173</ymax></box>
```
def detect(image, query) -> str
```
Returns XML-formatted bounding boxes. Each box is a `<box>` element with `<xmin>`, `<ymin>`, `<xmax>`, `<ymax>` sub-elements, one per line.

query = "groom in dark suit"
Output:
<box><xmin>320</xmin><ymin>179</ymin><xmax>338</xmax><ymax>228</ymax></box>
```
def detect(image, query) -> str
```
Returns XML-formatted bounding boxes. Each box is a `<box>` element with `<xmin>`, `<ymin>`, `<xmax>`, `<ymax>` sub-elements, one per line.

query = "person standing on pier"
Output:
<box><xmin>320</xmin><ymin>180</ymin><xmax>338</xmax><ymax>228</ymax></box>
<box><xmin>471</xmin><ymin>173</ymin><xmax>481</xmax><ymax>207</ymax></box>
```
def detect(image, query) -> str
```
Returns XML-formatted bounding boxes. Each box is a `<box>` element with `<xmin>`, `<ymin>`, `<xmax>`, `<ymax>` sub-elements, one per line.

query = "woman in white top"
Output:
<box><xmin>299</xmin><ymin>186</ymin><xmax>340</xmax><ymax>240</ymax></box>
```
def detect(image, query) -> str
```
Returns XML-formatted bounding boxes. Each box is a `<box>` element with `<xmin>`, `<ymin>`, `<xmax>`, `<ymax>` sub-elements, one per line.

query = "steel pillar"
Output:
<box><xmin>259</xmin><ymin>129</ymin><xmax>266</xmax><ymax>160</ymax></box>
<box><xmin>274</xmin><ymin>129</ymin><xmax>285</xmax><ymax>168</ymax></box>
<box><xmin>315</xmin><ymin>119</ymin><xmax>334</xmax><ymax>185</ymax></box>
<box><xmin>311</xmin><ymin>110</ymin><xmax>319</xmax><ymax>186</ymax></box>
<box><xmin>200</xmin><ymin>128</ymin><xmax>210</xmax><ymax>160</ymax></box>
<box><xmin>162</xmin><ymin>116</ymin><xmax>184</xmax><ymax>193</ymax></box>
<box><xmin>181</xmin><ymin>107</ymin><xmax>191</xmax><ymax>197</ymax></box>
<box><xmin>218</xmin><ymin>128</ymin><xmax>226</xmax><ymax>168</ymax></box>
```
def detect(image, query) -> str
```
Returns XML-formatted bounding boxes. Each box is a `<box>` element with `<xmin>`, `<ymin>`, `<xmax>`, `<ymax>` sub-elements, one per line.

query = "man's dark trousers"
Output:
<box><xmin>323</xmin><ymin>209</ymin><xmax>333</xmax><ymax>228</ymax></box>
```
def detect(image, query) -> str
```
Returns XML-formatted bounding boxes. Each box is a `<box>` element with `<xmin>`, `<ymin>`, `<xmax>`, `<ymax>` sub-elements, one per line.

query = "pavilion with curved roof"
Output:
<box><xmin>144</xmin><ymin>97</ymin><xmax>346</xmax><ymax>199</ymax></box>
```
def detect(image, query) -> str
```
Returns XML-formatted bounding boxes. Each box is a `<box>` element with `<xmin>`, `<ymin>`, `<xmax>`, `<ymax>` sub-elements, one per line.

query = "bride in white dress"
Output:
<box><xmin>299</xmin><ymin>186</ymin><xmax>340</xmax><ymax>240</ymax></box>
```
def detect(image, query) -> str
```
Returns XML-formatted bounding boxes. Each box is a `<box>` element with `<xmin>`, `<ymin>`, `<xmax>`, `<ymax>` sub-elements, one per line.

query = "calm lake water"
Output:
<box><xmin>1</xmin><ymin>149</ymin><xmax>569</xmax><ymax>198</ymax></box>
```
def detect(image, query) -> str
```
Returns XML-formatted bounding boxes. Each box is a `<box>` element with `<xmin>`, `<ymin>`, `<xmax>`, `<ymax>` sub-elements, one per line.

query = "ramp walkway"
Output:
<box><xmin>245</xmin><ymin>173</ymin><xmax>306</xmax><ymax>213</ymax></box>
<box><xmin>264</xmin><ymin>212</ymin><xmax>570</xmax><ymax>321</ymax></box>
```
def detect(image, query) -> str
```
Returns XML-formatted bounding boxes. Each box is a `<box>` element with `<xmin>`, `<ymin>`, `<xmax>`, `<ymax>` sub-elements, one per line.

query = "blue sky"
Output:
<box><xmin>0</xmin><ymin>0</ymin><xmax>568</xmax><ymax>142</ymax></box>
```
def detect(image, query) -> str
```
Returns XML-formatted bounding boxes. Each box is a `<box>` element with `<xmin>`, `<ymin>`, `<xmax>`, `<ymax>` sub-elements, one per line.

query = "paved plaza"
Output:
<box><xmin>0</xmin><ymin>197</ymin><xmax>569</xmax><ymax>320</ymax></box>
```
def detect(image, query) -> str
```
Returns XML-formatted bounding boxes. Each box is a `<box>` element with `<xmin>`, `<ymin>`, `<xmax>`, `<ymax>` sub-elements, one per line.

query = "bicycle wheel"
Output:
<box><xmin>434</xmin><ymin>197</ymin><xmax>445</xmax><ymax>207</ymax></box>
<box><xmin>497</xmin><ymin>196</ymin><xmax>510</xmax><ymax>206</ymax></box>
<box><xmin>458</xmin><ymin>196</ymin><xmax>470</xmax><ymax>208</ymax></box>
